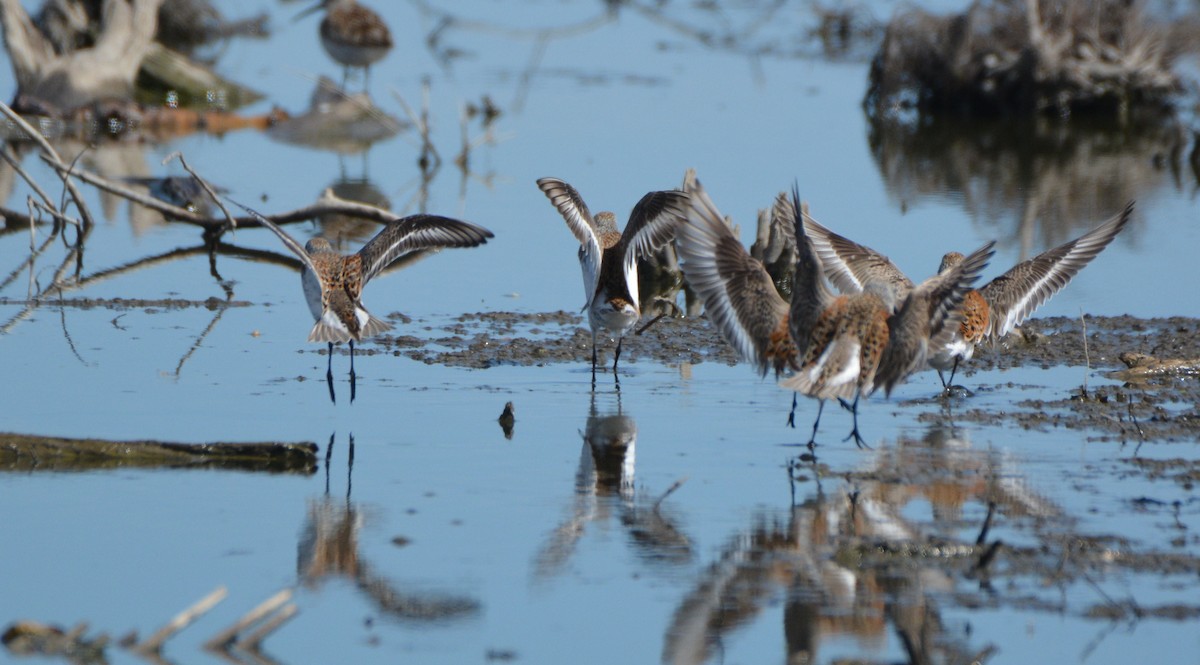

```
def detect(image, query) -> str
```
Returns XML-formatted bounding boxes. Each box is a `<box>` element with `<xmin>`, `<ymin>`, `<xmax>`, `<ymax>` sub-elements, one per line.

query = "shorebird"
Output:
<box><xmin>675</xmin><ymin>178</ymin><xmax>993</xmax><ymax>447</ymax></box>
<box><xmin>536</xmin><ymin>177</ymin><xmax>689</xmax><ymax>380</ymax></box>
<box><xmin>230</xmin><ymin>200</ymin><xmax>493</xmax><ymax>403</ymax></box>
<box><xmin>297</xmin><ymin>0</ymin><xmax>393</xmax><ymax>90</ymax></box>
<box><xmin>801</xmin><ymin>201</ymin><xmax>1134</xmax><ymax>389</ymax></box>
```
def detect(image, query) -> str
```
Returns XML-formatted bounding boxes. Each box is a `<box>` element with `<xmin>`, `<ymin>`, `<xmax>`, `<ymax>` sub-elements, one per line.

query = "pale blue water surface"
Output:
<box><xmin>1</xmin><ymin>1</ymin><xmax>1199</xmax><ymax>664</ymax></box>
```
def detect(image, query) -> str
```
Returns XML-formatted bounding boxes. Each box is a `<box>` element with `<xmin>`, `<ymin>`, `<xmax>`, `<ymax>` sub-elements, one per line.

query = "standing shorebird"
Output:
<box><xmin>231</xmin><ymin>200</ymin><xmax>493</xmax><ymax>403</ymax></box>
<box><xmin>675</xmin><ymin>177</ymin><xmax>993</xmax><ymax>448</ymax></box>
<box><xmin>801</xmin><ymin>202</ymin><xmax>1134</xmax><ymax>389</ymax></box>
<box><xmin>298</xmin><ymin>0</ymin><xmax>393</xmax><ymax>90</ymax></box>
<box><xmin>536</xmin><ymin>177</ymin><xmax>689</xmax><ymax>380</ymax></box>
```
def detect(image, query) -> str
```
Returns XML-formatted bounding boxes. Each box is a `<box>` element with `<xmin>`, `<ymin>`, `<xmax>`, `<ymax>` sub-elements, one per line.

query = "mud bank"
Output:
<box><xmin>360</xmin><ymin>311</ymin><xmax>1200</xmax><ymax>441</ymax></box>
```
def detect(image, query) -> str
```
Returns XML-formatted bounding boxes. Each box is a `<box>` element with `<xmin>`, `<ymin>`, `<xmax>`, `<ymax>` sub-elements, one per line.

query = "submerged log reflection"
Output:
<box><xmin>867</xmin><ymin>113</ymin><xmax>1182</xmax><ymax>249</ymax></box>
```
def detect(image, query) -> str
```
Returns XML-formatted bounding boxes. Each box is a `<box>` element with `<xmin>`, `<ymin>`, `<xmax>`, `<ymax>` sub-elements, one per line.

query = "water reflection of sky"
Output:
<box><xmin>2</xmin><ymin>1</ymin><xmax>1198</xmax><ymax>664</ymax></box>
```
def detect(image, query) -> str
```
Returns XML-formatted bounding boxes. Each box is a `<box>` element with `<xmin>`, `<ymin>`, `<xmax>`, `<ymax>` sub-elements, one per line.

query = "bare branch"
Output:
<box><xmin>134</xmin><ymin>586</ymin><xmax>228</xmax><ymax>654</ymax></box>
<box><xmin>0</xmin><ymin>100</ymin><xmax>95</xmax><ymax>228</ymax></box>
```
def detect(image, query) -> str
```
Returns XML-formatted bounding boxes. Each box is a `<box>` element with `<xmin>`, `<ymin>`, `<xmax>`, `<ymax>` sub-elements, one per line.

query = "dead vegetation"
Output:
<box><xmin>865</xmin><ymin>0</ymin><xmax>1200</xmax><ymax>120</ymax></box>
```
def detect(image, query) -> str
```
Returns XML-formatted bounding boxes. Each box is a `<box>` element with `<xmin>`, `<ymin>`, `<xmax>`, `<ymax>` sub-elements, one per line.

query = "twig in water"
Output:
<box><xmin>203</xmin><ymin>588</ymin><xmax>292</xmax><ymax>651</ymax></box>
<box><xmin>0</xmin><ymin>100</ymin><xmax>95</xmax><ymax>229</ymax></box>
<box><xmin>166</xmin><ymin>152</ymin><xmax>238</xmax><ymax>231</ymax></box>
<box><xmin>1</xmin><ymin>143</ymin><xmax>56</xmax><ymax>211</ymax></box>
<box><xmin>134</xmin><ymin>586</ymin><xmax>228</xmax><ymax>654</ymax></box>
<box><xmin>1080</xmin><ymin>308</ymin><xmax>1090</xmax><ymax>396</ymax></box>
<box><xmin>234</xmin><ymin>604</ymin><xmax>298</xmax><ymax>653</ymax></box>
<box><xmin>1129</xmin><ymin>402</ymin><xmax>1146</xmax><ymax>457</ymax></box>
<box><xmin>653</xmin><ymin>476</ymin><xmax>688</xmax><ymax>512</ymax></box>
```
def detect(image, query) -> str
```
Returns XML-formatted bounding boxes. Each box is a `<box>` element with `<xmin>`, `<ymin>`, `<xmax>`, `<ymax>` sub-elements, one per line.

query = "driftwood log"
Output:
<box><xmin>0</xmin><ymin>431</ymin><xmax>318</xmax><ymax>473</ymax></box>
<box><xmin>865</xmin><ymin>0</ymin><xmax>1191</xmax><ymax>119</ymax></box>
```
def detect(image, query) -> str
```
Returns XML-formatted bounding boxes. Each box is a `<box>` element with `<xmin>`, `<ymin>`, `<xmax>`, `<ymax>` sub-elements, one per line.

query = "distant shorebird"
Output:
<box><xmin>231</xmin><ymin>200</ymin><xmax>493</xmax><ymax>403</ymax></box>
<box><xmin>298</xmin><ymin>0</ymin><xmax>393</xmax><ymax>90</ymax></box>
<box><xmin>536</xmin><ymin>177</ymin><xmax>689</xmax><ymax>380</ymax></box>
<box><xmin>675</xmin><ymin>177</ymin><xmax>993</xmax><ymax>448</ymax></box>
<box><xmin>802</xmin><ymin>201</ymin><xmax>1134</xmax><ymax>389</ymax></box>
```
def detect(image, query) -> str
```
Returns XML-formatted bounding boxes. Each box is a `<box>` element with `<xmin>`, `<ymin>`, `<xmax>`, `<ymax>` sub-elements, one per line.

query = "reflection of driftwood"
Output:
<box><xmin>1</xmin><ymin>0</ymin><xmax>164</xmax><ymax>112</ymax></box>
<box><xmin>867</xmin><ymin>113</ymin><xmax>1171</xmax><ymax>250</ymax></box>
<box><xmin>865</xmin><ymin>0</ymin><xmax>1193</xmax><ymax>119</ymax></box>
<box><xmin>0</xmin><ymin>432</ymin><xmax>318</xmax><ymax>473</ymax></box>
<box><xmin>138</xmin><ymin>42</ymin><xmax>263</xmax><ymax>109</ymax></box>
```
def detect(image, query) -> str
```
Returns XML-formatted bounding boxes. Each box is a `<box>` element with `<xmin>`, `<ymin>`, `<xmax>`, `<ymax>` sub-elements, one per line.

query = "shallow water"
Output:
<box><xmin>2</xmin><ymin>1</ymin><xmax>1199</xmax><ymax>664</ymax></box>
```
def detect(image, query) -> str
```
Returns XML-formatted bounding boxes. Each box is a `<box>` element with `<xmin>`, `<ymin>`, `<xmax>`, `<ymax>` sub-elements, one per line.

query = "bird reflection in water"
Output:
<box><xmin>663</xmin><ymin>416</ymin><xmax>1065</xmax><ymax>664</ymax></box>
<box><xmin>532</xmin><ymin>388</ymin><xmax>692</xmax><ymax>581</ymax></box>
<box><xmin>297</xmin><ymin>433</ymin><xmax>481</xmax><ymax>622</ymax></box>
<box><xmin>316</xmin><ymin>177</ymin><xmax>393</xmax><ymax>247</ymax></box>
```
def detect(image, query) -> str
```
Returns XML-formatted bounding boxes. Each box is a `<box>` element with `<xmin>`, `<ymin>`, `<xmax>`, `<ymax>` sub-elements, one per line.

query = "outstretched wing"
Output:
<box><xmin>676</xmin><ymin>177</ymin><xmax>792</xmax><ymax>377</ymax></box>
<box><xmin>358</xmin><ymin>214</ymin><xmax>494</xmax><ymax>285</ymax></box>
<box><xmin>537</xmin><ymin>177</ymin><xmax>602</xmax><ymax>307</ymax></box>
<box><xmin>622</xmin><ymin>189</ymin><xmax>690</xmax><ymax>259</ymax></box>
<box><xmin>619</xmin><ymin>188</ymin><xmax>690</xmax><ymax>294</ymax></box>
<box><xmin>227</xmin><ymin>199</ymin><xmax>318</xmax><ymax>273</ymax></box>
<box><xmin>801</xmin><ymin>210</ymin><xmax>914</xmax><ymax>299</ymax></box>
<box><xmin>980</xmin><ymin>202</ymin><xmax>1134</xmax><ymax>340</ymax></box>
<box><xmin>787</xmin><ymin>186</ymin><xmax>838</xmax><ymax>364</ymax></box>
<box><xmin>875</xmin><ymin>240</ymin><xmax>995</xmax><ymax>396</ymax></box>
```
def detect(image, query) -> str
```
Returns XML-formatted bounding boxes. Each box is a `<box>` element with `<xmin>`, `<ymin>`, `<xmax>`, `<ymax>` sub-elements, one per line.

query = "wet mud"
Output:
<box><xmin>364</xmin><ymin>312</ymin><xmax>1200</xmax><ymax>441</ymax></box>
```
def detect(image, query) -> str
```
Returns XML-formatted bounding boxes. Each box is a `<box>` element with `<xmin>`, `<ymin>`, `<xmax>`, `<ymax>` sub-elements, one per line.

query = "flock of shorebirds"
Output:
<box><xmin>230</xmin><ymin>169</ymin><xmax>1132</xmax><ymax>450</ymax></box>
<box><xmin>275</xmin><ymin>0</ymin><xmax>1134</xmax><ymax>447</ymax></box>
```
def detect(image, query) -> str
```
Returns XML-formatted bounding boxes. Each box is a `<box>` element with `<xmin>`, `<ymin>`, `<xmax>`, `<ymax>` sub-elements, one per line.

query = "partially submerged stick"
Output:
<box><xmin>134</xmin><ymin>586</ymin><xmax>228</xmax><ymax>655</ymax></box>
<box><xmin>203</xmin><ymin>589</ymin><xmax>293</xmax><ymax>651</ymax></box>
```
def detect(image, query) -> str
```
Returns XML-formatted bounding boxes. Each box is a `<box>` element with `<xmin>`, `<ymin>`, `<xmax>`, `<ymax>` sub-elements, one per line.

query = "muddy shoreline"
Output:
<box><xmin>361</xmin><ymin>311</ymin><xmax>1200</xmax><ymax>441</ymax></box>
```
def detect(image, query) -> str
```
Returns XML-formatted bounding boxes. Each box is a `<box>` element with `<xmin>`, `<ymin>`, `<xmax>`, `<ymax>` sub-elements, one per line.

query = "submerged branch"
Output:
<box><xmin>0</xmin><ymin>432</ymin><xmax>318</xmax><ymax>473</ymax></box>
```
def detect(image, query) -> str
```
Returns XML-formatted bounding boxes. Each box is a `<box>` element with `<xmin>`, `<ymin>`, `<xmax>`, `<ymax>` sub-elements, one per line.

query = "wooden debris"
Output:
<box><xmin>134</xmin><ymin>586</ymin><xmax>228</xmax><ymax>655</ymax></box>
<box><xmin>865</xmin><ymin>0</ymin><xmax>1193</xmax><ymax>119</ymax></box>
<box><xmin>0</xmin><ymin>432</ymin><xmax>318</xmax><ymax>473</ymax></box>
<box><xmin>2</xmin><ymin>621</ymin><xmax>108</xmax><ymax>663</ymax></box>
<box><xmin>1109</xmin><ymin>352</ymin><xmax>1200</xmax><ymax>383</ymax></box>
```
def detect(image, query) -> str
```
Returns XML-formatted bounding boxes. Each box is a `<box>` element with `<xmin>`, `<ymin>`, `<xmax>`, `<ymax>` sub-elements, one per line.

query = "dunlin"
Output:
<box><xmin>536</xmin><ymin>177</ymin><xmax>689</xmax><ymax>379</ymax></box>
<box><xmin>231</xmin><ymin>200</ymin><xmax>493</xmax><ymax>403</ymax></box>
<box><xmin>298</xmin><ymin>0</ymin><xmax>393</xmax><ymax>90</ymax></box>
<box><xmin>675</xmin><ymin>178</ymin><xmax>993</xmax><ymax>447</ymax></box>
<box><xmin>802</xmin><ymin>202</ymin><xmax>1134</xmax><ymax>388</ymax></box>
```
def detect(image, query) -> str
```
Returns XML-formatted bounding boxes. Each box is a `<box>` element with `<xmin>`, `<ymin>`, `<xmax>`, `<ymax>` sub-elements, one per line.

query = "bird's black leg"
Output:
<box><xmin>937</xmin><ymin>368</ymin><xmax>949</xmax><ymax>390</ymax></box>
<box><xmin>326</xmin><ymin>342</ymin><xmax>336</xmax><ymax>404</ymax></box>
<box><xmin>808</xmin><ymin>400</ymin><xmax>825</xmax><ymax>450</ymax></box>
<box><xmin>947</xmin><ymin>357</ymin><xmax>961</xmax><ymax>389</ymax></box>
<box><xmin>590</xmin><ymin>342</ymin><xmax>598</xmax><ymax>389</ymax></box>
<box><xmin>613</xmin><ymin>337</ymin><xmax>624</xmax><ymax>373</ymax></box>
<box><xmin>787</xmin><ymin>393</ymin><xmax>799</xmax><ymax>428</ymax></box>
<box><xmin>843</xmin><ymin>394</ymin><xmax>870</xmax><ymax>449</ymax></box>
<box><xmin>349</xmin><ymin>340</ymin><xmax>357</xmax><ymax>404</ymax></box>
